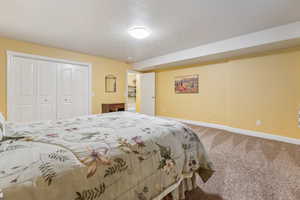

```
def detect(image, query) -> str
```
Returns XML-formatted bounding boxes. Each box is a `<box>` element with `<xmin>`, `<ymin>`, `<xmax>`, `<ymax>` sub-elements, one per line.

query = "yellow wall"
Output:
<box><xmin>0</xmin><ymin>37</ymin><xmax>131</xmax><ymax>117</ymax></box>
<box><xmin>155</xmin><ymin>48</ymin><xmax>300</xmax><ymax>139</ymax></box>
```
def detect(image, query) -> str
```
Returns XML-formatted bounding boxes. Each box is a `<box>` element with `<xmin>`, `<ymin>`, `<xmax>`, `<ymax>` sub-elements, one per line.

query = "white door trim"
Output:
<box><xmin>6</xmin><ymin>51</ymin><xmax>93</xmax><ymax>121</ymax></box>
<box><xmin>159</xmin><ymin>116</ymin><xmax>300</xmax><ymax>145</ymax></box>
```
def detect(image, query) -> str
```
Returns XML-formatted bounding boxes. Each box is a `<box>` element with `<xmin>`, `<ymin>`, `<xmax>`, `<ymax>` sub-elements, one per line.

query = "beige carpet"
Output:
<box><xmin>184</xmin><ymin>125</ymin><xmax>300</xmax><ymax>200</ymax></box>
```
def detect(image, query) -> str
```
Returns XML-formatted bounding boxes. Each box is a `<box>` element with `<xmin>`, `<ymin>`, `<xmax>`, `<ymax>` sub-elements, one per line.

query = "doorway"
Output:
<box><xmin>126</xmin><ymin>71</ymin><xmax>139</xmax><ymax>112</ymax></box>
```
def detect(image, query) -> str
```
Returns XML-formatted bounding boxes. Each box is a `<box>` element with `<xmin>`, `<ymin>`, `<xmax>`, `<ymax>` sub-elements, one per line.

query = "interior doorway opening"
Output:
<box><xmin>127</xmin><ymin>71</ymin><xmax>139</xmax><ymax>112</ymax></box>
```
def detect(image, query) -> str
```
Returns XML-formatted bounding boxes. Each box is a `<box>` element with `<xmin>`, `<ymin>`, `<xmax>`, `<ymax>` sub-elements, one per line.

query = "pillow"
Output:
<box><xmin>0</xmin><ymin>113</ymin><xmax>5</xmax><ymax>140</ymax></box>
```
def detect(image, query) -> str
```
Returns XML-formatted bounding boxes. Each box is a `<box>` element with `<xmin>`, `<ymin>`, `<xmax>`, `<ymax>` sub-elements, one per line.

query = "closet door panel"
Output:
<box><xmin>18</xmin><ymin>106</ymin><xmax>35</xmax><ymax>122</ymax></box>
<box><xmin>72</xmin><ymin>66</ymin><xmax>89</xmax><ymax>117</ymax></box>
<box><xmin>10</xmin><ymin>57</ymin><xmax>37</xmax><ymax>122</ymax></box>
<box><xmin>57</xmin><ymin>64</ymin><xmax>74</xmax><ymax>119</ymax></box>
<box><xmin>57</xmin><ymin>64</ymin><xmax>89</xmax><ymax>119</ymax></box>
<box><xmin>37</xmin><ymin>60</ymin><xmax>57</xmax><ymax>121</ymax></box>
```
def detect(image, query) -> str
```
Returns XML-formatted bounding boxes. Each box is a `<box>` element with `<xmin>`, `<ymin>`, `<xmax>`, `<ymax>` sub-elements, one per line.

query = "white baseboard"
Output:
<box><xmin>159</xmin><ymin>116</ymin><xmax>300</xmax><ymax>145</ymax></box>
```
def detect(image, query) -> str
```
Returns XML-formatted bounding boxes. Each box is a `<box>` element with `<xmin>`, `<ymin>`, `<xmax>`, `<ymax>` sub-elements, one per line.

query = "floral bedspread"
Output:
<box><xmin>0</xmin><ymin>112</ymin><xmax>213</xmax><ymax>200</ymax></box>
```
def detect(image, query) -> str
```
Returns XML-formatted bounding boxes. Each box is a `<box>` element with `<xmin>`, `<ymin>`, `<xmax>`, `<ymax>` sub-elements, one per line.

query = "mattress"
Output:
<box><xmin>0</xmin><ymin>112</ymin><xmax>213</xmax><ymax>200</ymax></box>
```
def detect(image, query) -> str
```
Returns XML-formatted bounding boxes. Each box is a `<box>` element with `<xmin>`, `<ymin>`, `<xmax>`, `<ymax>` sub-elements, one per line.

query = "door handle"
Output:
<box><xmin>64</xmin><ymin>98</ymin><xmax>72</xmax><ymax>103</ymax></box>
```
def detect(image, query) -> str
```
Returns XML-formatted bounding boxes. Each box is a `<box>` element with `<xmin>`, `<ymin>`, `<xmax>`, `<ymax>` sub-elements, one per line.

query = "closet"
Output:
<box><xmin>7</xmin><ymin>52</ymin><xmax>91</xmax><ymax>123</ymax></box>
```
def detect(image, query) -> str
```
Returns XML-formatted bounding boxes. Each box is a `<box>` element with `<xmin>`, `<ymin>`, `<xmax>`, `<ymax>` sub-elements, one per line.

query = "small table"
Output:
<box><xmin>102</xmin><ymin>103</ymin><xmax>125</xmax><ymax>113</ymax></box>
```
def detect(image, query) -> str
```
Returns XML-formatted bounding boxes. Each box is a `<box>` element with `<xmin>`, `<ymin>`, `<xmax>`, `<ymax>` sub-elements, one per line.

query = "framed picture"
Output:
<box><xmin>105</xmin><ymin>74</ymin><xmax>117</xmax><ymax>93</ymax></box>
<box><xmin>175</xmin><ymin>75</ymin><xmax>199</xmax><ymax>94</ymax></box>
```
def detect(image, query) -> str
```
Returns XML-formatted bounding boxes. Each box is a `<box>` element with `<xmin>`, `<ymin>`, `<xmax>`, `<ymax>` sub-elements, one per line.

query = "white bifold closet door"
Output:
<box><xmin>9</xmin><ymin>57</ymin><xmax>37</xmax><ymax>122</ymax></box>
<box><xmin>57</xmin><ymin>64</ymin><xmax>89</xmax><ymax>120</ymax></box>
<box><xmin>8</xmin><ymin>54</ymin><xmax>90</xmax><ymax>123</ymax></box>
<box><xmin>37</xmin><ymin>60</ymin><xmax>58</xmax><ymax>121</ymax></box>
<box><xmin>9</xmin><ymin>57</ymin><xmax>57</xmax><ymax>122</ymax></box>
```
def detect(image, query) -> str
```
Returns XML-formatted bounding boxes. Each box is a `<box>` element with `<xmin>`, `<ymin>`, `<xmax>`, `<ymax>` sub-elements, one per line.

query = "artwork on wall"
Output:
<box><xmin>175</xmin><ymin>74</ymin><xmax>199</xmax><ymax>94</ymax></box>
<box><xmin>105</xmin><ymin>74</ymin><xmax>117</xmax><ymax>93</ymax></box>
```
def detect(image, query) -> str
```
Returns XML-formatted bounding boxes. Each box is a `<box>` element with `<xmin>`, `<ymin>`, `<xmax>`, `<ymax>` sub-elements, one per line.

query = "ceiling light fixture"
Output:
<box><xmin>128</xmin><ymin>26</ymin><xmax>151</xmax><ymax>39</ymax></box>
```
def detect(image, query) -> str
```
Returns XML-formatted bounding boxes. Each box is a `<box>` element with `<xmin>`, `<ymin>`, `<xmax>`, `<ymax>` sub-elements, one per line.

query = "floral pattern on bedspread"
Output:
<box><xmin>0</xmin><ymin>112</ymin><xmax>213</xmax><ymax>200</ymax></box>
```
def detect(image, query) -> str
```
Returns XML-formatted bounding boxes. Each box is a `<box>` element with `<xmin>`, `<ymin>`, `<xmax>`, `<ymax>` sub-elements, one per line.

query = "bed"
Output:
<box><xmin>0</xmin><ymin>112</ymin><xmax>213</xmax><ymax>200</ymax></box>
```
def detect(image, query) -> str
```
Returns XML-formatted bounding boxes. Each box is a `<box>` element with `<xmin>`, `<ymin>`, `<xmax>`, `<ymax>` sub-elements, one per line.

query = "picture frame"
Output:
<box><xmin>175</xmin><ymin>74</ymin><xmax>199</xmax><ymax>94</ymax></box>
<box><xmin>105</xmin><ymin>74</ymin><xmax>117</xmax><ymax>93</ymax></box>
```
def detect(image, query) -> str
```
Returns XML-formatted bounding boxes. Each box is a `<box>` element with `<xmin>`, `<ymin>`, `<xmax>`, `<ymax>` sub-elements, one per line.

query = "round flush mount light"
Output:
<box><xmin>128</xmin><ymin>26</ymin><xmax>151</xmax><ymax>39</ymax></box>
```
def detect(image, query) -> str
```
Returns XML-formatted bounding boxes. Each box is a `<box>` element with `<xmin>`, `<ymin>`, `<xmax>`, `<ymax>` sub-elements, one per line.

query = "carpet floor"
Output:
<box><xmin>184</xmin><ymin>125</ymin><xmax>300</xmax><ymax>200</ymax></box>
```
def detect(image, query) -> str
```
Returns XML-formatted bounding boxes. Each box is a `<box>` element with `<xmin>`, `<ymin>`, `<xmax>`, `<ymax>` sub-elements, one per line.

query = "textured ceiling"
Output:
<box><xmin>1</xmin><ymin>0</ymin><xmax>300</xmax><ymax>62</ymax></box>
